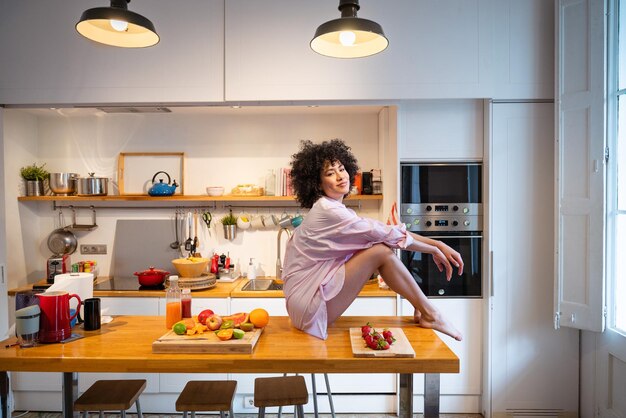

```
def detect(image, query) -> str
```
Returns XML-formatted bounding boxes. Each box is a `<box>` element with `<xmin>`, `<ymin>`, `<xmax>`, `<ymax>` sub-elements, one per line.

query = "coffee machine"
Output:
<box><xmin>47</xmin><ymin>254</ymin><xmax>70</xmax><ymax>284</ymax></box>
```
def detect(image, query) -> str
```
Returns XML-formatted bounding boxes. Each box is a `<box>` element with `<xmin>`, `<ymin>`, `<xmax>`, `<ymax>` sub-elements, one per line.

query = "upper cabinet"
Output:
<box><xmin>0</xmin><ymin>0</ymin><xmax>224</xmax><ymax>105</ymax></box>
<box><xmin>225</xmin><ymin>0</ymin><xmax>494</xmax><ymax>101</ymax></box>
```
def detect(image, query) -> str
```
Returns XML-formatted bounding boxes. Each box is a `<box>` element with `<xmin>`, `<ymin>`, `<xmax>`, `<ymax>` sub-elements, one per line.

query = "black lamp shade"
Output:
<box><xmin>311</xmin><ymin>16</ymin><xmax>388</xmax><ymax>58</ymax></box>
<box><xmin>76</xmin><ymin>3</ymin><xmax>159</xmax><ymax>48</ymax></box>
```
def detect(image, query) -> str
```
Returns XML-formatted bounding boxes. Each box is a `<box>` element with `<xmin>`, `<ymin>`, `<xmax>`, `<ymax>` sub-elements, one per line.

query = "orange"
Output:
<box><xmin>249</xmin><ymin>308</ymin><xmax>270</xmax><ymax>328</ymax></box>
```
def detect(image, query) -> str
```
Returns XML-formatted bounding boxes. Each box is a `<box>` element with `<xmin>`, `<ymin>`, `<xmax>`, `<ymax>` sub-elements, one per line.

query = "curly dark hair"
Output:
<box><xmin>289</xmin><ymin>139</ymin><xmax>359</xmax><ymax>208</ymax></box>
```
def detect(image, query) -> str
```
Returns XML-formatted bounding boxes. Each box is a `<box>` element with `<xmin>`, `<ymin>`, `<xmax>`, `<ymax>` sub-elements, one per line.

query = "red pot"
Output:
<box><xmin>134</xmin><ymin>267</ymin><xmax>170</xmax><ymax>286</ymax></box>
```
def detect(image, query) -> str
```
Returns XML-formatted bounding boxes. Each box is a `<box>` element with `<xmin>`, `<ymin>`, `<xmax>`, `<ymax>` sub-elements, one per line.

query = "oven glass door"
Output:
<box><xmin>399</xmin><ymin>234</ymin><xmax>482</xmax><ymax>297</ymax></box>
<box><xmin>401</xmin><ymin>164</ymin><xmax>482</xmax><ymax>204</ymax></box>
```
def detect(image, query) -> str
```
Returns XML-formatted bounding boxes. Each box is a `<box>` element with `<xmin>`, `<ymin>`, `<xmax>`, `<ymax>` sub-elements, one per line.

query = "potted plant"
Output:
<box><xmin>20</xmin><ymin>163</ymin><xmax>49</xmax><ymax>196</ymax></box>
<box><xmin>221</xmin><ymin>210</ymin><xmax>238</xmax><ymax>240</ymax></box>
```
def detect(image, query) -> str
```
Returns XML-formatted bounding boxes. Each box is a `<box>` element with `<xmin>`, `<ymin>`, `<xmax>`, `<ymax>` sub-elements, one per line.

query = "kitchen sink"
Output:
<box><xmin>241</xmin><ymin>279</ymin><xmax>283</xmax><ymax>291</ymax></box>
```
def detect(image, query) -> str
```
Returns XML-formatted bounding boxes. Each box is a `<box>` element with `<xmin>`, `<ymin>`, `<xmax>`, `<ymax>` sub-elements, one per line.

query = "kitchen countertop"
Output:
<box><xmin>9</xmin><ymin>276</ymin><xmax>395</xmax><ymax>298</ymax></box>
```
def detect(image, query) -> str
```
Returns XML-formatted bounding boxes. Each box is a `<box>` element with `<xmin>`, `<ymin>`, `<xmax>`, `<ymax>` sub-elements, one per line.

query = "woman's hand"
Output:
<box><xmin>431</xmin><ymin>242</ymin><xmax>464</xmax><ymax>281</ymax></box>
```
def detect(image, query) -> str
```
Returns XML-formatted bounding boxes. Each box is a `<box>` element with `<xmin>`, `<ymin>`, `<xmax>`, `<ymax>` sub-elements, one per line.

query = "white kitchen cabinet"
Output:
<box><xmin>101</xmin><ymin>297</ymin><xmax>159</xmax><ymax>315</ymax></box>
<box><xmin>488</xmin><ymin>102</ymin><xmax>578</xmax><ymax>416</ymax></box>
<box><xmin>399</xmin><ymin>298</ymin><xmax>482</xmax><ymax>413</ymax></box>
<box><xmin>0</xmin><ymin>0</ymin><xmax>224</xmax><ymax>105</ymax></box>
<box><xmin>225</xmin><ymin>0</ymin><xmax>493</xmax><ymax>101</ymax></box>
<box><xmin>398</xmin><ymin>100</ymin><xmax>484</xmax><ymax>162</ymax></box>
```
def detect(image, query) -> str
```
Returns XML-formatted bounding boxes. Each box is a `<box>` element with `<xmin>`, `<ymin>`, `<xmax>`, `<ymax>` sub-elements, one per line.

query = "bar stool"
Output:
<box><xmin>278</xmin><ymin>373</ymin><xmax>336</xmax><ymax>418</ymax></box>
<box><xmin>74</xmin><ymin>379</ymin><xmax>146</xmax><ymax>418</ymax></box>
<box><xmin>176</xmin><ymin>380</ymin><xmax>237</xmax><ymax>418</ymax></box>
<box><xmin>254</xmin><ymin>375</ymin><xmax>308</xmax><ymax>418</ymax></box>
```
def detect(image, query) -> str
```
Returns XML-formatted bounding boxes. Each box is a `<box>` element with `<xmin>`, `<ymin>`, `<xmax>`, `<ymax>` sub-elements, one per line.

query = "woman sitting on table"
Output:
<box><xmin>282</xmin><ymin>139</ymin><xmax>464</xmax><ymax>341</ymax></box>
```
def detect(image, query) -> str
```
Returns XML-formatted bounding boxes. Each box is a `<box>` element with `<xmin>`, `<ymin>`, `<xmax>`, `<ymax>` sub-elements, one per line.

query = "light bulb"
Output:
<box><xmin>110</xmin><ymin>19</ymin><xmax>128</xmax><ymax>32</ymax></box>
<box><xmin>339</xmin><ymin>31</ymin><xmax>356</xmax><ymax>46</ymax></box>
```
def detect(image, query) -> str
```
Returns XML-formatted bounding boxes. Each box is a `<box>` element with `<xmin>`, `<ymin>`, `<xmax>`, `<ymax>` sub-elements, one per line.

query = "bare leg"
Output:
<box><xmin>326</xmin><ymin>244</ymin><xmax>462</xmax><ymax>341</ymax></box>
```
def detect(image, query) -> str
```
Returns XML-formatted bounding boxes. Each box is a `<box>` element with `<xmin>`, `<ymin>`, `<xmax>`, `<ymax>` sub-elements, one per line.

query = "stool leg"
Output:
<box><xmin>258</xmin><ymin>406</ymin><xmax>266</xmax><ymax>418</ymax></box>
<box><xmin>324</xmin><ymin>373</ymin><xmax>336</xmax><ymax>418</ymax></box>
<box><xmin>191</xmin><ymin>412</ymin><xmax>196</xmax><ymax>418</ymax></box>
<box><xmin>136</xmin><ymin>398</ymin><xmax>143</xmax><ymax>418</ymax></box>
<box><xmin>183</xmin><ymin>412</ymin><xmax>188</xmax><ymax>418</ymax></box>
<box><xmin>99</xmin><ymin>412</ymin><xmax>103</xmax><ymax>418</ymax></box>
<box><xmin>220</xmin><ymin>411</ymin><xmax>225</xmax><ymax>418</ymax></box>
<box><xmin>82</xmin><ymin>412</ymin><xmax>87</xmax><ymax>418</ymax></box>
<box><xmin>297</xmin><ymin>404</ymin><xmax>305</xmax><ymax>418</ymax></box>
<box><xmin>311</xmin><ymin>373</ymin><xmax>318</xmax><ymax>418</ymax></box>
<box><xmin>121</xmin><ymin>410</ymin><xmax>126</xmax><ymax>418</ymax></box>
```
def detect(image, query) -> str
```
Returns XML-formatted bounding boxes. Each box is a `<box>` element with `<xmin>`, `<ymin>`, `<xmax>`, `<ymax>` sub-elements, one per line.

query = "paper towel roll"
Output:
<box><xmin>50</xmin><ymin>273</ymin><xmax>94</xmax><ymax>314</ymax></box>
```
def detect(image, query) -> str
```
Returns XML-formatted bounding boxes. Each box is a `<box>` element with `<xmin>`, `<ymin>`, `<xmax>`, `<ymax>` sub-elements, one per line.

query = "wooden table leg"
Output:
<box><xmin>424</xmin><ymin>373</ymin><xmax>441</xmax><ymax>418</ymax></box>
<box><xmin>398</xmin><ymin>373</ymin><xmax>413</xmax><ymax>418</ymax></box>
<box><xmin>62</xmin><ymin>372</ymin><xmax>78</xmax><ymax>418</ymax></box>
<box><xmin>1</xmin><ymin>371</ymin><xmax>8</xmax><ymax>418</ymax></box>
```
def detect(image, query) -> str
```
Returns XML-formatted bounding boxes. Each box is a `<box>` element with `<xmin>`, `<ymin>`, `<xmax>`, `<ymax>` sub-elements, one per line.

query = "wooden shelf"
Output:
<box><xmin>18</xmin><ymin>194</ymin><xmax>383</xmax><ymax>203</ymax></box>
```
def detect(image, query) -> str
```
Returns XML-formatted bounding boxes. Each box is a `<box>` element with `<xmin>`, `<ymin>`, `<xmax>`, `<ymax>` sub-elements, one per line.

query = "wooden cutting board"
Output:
<box><xmin>349</xmin><ymin>328</ymin><xmax>416</xmax><ymax>358</ymax></box>
<box><xmin>152</xmin><ymin>327</ymin><xmax>263</xmax><ymax>354</ymax></box>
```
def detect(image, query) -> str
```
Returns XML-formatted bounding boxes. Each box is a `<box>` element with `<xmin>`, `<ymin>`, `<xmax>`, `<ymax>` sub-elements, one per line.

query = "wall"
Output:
<box><xmin>4</xmin><ymin>106</ymin><xmax>386</xmax><ymax>290</ymax></box>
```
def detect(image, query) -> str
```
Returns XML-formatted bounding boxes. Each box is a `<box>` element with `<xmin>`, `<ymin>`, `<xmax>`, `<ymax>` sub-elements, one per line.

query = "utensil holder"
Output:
<box><xmin>223</xmin><ymin>225</ymin><xmax>237</xmax><ymax>240</ymax></box>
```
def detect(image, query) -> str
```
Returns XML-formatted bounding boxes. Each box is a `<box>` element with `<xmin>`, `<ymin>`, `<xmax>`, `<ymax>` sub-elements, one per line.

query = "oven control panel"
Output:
<box><xmin>401</xmin><ymin>214</ymin><xmax>483</xmax><ymax>232</ymax></box>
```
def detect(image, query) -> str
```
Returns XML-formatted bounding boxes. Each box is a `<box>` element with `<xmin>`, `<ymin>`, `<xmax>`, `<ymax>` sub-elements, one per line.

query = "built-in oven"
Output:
<box><xmin>399</xmin><ymin>162</ymin><xmax>483</xmax><ymax>297</ymax></box>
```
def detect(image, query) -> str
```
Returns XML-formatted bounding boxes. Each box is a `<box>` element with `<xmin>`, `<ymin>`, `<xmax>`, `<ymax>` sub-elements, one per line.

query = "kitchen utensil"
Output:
<box><xmin>77</xmin><ymin>173</ymin><xmax>108</xmax><ymax>196</ymax></box>
<box><xmin>349</xmin><ymin>328</ymin><xmax>415</xmax><ymax>358</ymax></box>
<box><xmin>47</xmin><ymin>211</ymin><xmax>78</xmax><ymax>256</ymax></box>
<box><xmin>153</xmin><ymin>326</ymin><xmax>263</xmax><ymax>354</ymax></box>
<box><xmin>278</xmin><ymin>213</ymin><xmax>293</xmax><ymax>228</ymax></box>
<box><xmin>250</xmin><ymin>215</ymin><xmax>265</xmax><ymax>229</ymax></box>
<box><xmin>68</xmin><ymin>206</ymin><xmax>98</xmax><ymax>231</ymax></box>
<box><xmin>237</xmin><ymin>213</ymin><xmax>251</xmax><ymax>230</ymax></box>
<box><xmin>46</xmin><ymin>254</ymin><xmax>71</xmax><ymax>284</ymax></box>
<box><xmin>184</xmin><ymin>211</ymin><xmax>192</xmax><ymax>252</ymax></box>
<box><xmin>193</xmin><ymin>211</ymin><xmax>199</xmax><ymax>253</ymax></box>
<box><xmin>15</xmin><ymin>305</ymin><xmax>41</xmax><ymax>348</ymax></box>
<box><xmin>170</xmin><ymin>211</ymin><xmax>180</xmax><ymax>249</ymax></box>
<box><xmin>49</xmin><ymin>173</ymin><xmax>79</xmax><ymax>195</ymax></box>
<box><xmin>172</xmin><ymin>257</ymin><xmax>209</xmax><ymax>278</ymax></box>
<box><xmin>148</xmin><ymin>171</ymin><xmax>178</xmax><ymax>196</ymax></box>
<box><xmin>83</xmin><ymin>298</ymin><xmax>101</xmax><ymax>331</ymax></box>
<box><xmin>202</xmin><ymin>211</ymin><xmax>212</xmax><ymax>228</ymax></box>
<box><xmin>134</xmin><ymin>267</ymin><xmax>170</xmax><ymax>286</ymax></box>
<box><xmin>291</xmin><ymin>214</ymin><xmax>304</xmax><ymax>228</ymax></box>
<box><xmin>37</xmin><ymin>291</ymin><xmax>82</xmax><ymax>343</ymax></box>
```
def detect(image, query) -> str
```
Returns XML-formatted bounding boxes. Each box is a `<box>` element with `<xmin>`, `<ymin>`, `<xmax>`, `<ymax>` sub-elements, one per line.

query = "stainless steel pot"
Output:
<box><xmin>49</xmin><ymin>173</ymin><xmax>78</xmax><ymax>195</ymax></box>
<box><xmin>77</xmin><ymin>173</ymin><xmax>108</xmax><ymax>196</ymax></box>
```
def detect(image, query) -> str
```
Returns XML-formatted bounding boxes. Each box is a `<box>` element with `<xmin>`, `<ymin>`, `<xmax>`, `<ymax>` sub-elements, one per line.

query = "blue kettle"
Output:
<box><xmin>148</xmin><ymin>171</ymin><xmax>178</xmax><ymax>196</ymax></box>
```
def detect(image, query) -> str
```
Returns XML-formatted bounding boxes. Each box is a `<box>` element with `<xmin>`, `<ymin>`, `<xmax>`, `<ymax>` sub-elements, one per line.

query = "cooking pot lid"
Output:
<box><xmin>134</xmin><ymin>266</ymin><xmax>170</xmax><ymax>276</ymax></box>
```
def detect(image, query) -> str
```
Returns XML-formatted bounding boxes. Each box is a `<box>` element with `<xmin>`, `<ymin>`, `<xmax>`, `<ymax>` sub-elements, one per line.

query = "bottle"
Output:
<box><xmin>265</xmin><ymin>169</ymin><xmax>276</xmax><ymax>196</ymax></box>
<box><xmin>165</xmin><ymin>276</ymin><xmax>182</xmax><ymax>329</ymax></box>
<box><xmin>181</xmin><ymin>288</ymin><xmax>192</xmax><ymax>319</ymax></box>
<box><xmin>247</xmin><ymin>258</ymin><xmax>256</xmax><ymax>281</ymax></box>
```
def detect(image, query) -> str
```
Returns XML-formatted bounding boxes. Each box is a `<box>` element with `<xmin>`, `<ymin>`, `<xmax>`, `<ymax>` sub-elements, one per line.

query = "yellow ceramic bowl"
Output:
<box><xmin>171</xmin><ymin>257</ymin><xmax>209</xmax><ymax>278</ymax></box>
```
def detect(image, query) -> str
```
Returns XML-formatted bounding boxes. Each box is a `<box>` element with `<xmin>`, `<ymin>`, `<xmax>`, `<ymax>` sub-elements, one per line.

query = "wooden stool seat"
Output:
<box><xmin>254</xmin><ymin>375</ymin><xmax>308</xmax><ymax>418</ymax></box>
<box><xmin>74</xmin><ymin>379</ymin><xmax>146</xmax><ymax>418</ymax></box>
<box><xmin>176</xmin><ymin>380</ymin><xmax>237</xmax><ymax>418</ymax></box>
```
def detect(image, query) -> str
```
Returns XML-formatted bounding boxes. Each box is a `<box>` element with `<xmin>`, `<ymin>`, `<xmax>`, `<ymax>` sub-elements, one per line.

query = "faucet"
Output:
<box><xmin>276</xmin><ymin>227</ymin><xmax>292</xmax><ymax>280</ymax></box>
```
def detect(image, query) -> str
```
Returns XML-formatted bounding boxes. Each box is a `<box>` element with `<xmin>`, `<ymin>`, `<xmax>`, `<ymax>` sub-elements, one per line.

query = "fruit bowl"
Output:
<box><xmin>172</xmin><ymin>257</ymin><xmax>209</xmax><ymax>278</ymax></box>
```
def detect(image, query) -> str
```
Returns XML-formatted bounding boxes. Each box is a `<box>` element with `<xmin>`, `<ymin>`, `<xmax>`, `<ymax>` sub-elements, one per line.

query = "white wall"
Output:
<box><xmin>4</xmin><ymin>106</ymin><xmax>385</xmax><ymax>290</ymax></box>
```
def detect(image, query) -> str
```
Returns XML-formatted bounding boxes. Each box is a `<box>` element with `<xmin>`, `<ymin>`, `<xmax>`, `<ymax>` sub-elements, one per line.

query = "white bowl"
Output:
<box><xmin>206</xmin><ymin>186</ymin><xmax>224</xmax><ymax>196</ymax></box>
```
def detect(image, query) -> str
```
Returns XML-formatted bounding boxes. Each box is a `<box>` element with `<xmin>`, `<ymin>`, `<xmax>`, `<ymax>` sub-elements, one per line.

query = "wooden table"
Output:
<box><xmin>0</xmin><ymin>316</ymin><xmax>459</xmax><ymax>418</ymax></box>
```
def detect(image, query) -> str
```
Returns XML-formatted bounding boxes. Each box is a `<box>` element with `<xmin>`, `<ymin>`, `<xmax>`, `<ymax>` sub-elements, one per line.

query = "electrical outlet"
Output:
<box><xmin>243</xmin><ymin>396</ymin><xmax>255</xmax><ymax>409</ymax></box>
<box><xmin>80</xmin><ymin>244</ymin><xmax>107</xmax><ymax>255</ymax></box>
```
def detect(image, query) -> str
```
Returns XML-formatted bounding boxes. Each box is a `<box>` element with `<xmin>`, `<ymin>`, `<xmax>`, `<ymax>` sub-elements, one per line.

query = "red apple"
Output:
<box><xmin>197</xmin><ymin>309</ymin><xmax>215</xmax><ymax>325</ymax></box>
<box><xmin>207</xmin><ymin>314</ymin><xmax>223</xmax><ymax>331</ymax></box>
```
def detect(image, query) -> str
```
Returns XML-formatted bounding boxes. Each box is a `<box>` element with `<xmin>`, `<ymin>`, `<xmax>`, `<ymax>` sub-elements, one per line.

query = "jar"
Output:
<box><xmin>181</xmin><ymin>288</ymin><xmax>192</xmax><ymax>319</ymax></box>
<box><xmin>165</xmin><ymin>276</ymin><xmax>181</xmax><ymax>329</ymax></box>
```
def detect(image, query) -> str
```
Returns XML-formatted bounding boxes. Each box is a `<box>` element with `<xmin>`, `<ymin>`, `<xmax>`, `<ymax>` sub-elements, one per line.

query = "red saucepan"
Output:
<box><xmin>134</xmin><ymin>267</ymin><xmax>170</xmax><ymax>286</ymax></box>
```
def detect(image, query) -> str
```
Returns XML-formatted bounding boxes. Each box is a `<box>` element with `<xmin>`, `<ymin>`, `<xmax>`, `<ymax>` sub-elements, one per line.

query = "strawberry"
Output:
<box><xmin>371</xmin><ymin>331</ymin><xmax>383</xmax><ymax>341</ymax></box>
<box><xmin>361</xmin><ymin>322</ymin><xmax>373</xmax><ymax>337</ymax></box>
<box><xmin>363</xmin><ymin>334</ymin><xmax>375</xmax><ymax>347</ymax></box>
<box><xmin>377</xmin><ymin>339</ymin><xmax>391</xmax><ymax>350</ymax></box>
<box><xmin>366</xmin><ymin>338</ymin><xmax>379</xmax><ymax>350</ymax></box>
<box><xmin>382</xmin><ymin>329</ymin><xmax>396</xmax><ymax>345</ymax></box>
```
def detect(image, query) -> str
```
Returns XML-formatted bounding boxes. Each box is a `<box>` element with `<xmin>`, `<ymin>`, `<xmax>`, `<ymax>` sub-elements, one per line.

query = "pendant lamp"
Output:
<box><xmin>76</xmin><ymin>0</ymin><xmax>159</xmax><ymax>48</ymax></box>
<box><xmin>310</xmin><ymin>0</ymin><xmax>388</xmax><ymax>58</ymax></box>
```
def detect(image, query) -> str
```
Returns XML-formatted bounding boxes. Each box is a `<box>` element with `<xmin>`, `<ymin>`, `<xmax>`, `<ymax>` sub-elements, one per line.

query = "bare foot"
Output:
<box><xmin>414</xmin><ymin>308</ymin><xmax>462</xmax><ymax>341</ymax></box>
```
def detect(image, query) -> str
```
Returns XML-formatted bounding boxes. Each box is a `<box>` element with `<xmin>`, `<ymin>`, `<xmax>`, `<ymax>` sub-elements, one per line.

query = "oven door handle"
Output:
<box><xmin>420</xmin><ymin>235</ymin><xmax>483</xmax><ymax>239</ymax></box>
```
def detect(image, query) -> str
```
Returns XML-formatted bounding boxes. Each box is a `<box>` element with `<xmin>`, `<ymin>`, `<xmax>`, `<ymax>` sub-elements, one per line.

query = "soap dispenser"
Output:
<box><xmin>247</xmin><ymin>258</ymin><xmax>256</xmax><ymax>281</ymax></box>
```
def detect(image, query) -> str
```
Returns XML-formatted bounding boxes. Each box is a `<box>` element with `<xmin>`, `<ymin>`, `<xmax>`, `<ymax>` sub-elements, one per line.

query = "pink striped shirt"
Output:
<box><xmin>282</xmin><ymin>196</ymin><xmax>414</xmax><ymax>339</ymax></box>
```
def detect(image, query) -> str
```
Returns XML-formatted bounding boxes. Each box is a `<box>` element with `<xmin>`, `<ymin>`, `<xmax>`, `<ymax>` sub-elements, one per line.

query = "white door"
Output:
<box><xmin>557</xmin><ymin>0</ymin><xmax>626</xmax><ymax>416</ymax></box>
<box><xmin>0</xmin><ymin>108</ymin><xmax>7</xmax><ymax>339</ymax></box>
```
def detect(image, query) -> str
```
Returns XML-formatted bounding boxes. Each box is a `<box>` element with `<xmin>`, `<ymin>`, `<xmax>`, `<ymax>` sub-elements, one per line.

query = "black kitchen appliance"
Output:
<box><xmin>361</xmin><ymin>172</ymin><xmax>373</xmax><ymax>195</ymax></box>
<box><xmin>399</xmin><ymin>162</ymin><xmax>483</xmax><ymax>297</ymax></box>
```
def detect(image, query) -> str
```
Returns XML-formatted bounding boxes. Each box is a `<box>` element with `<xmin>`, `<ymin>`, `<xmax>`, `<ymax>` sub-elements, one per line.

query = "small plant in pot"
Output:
<box><xmin>20</xmin><ymin>163</ymin><xmax>50</xmax><ymax>196</ymax></box>
<box><xmin>221</xmin><ymin>211</ymin><xmax>238</xmax><ymax>240</ymax></box>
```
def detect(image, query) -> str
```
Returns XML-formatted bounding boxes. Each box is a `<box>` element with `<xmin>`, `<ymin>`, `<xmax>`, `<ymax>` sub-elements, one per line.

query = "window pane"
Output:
<box><xmin>619</xmin><ymin>96</ymin><xmax>626</xmax><ymax>210</ymax></box>
<box><xmin>616</xmin><ymin>214</ymin><xmax>626</xmax><ymax>333</ymax></box>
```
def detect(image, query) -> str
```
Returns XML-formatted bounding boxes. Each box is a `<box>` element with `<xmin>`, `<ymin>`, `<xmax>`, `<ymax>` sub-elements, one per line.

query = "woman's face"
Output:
<box><xmin>320</xmin><ymin>160</ymin><xmax>350</xmax><ymax>200</ymax></box>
